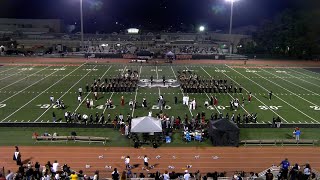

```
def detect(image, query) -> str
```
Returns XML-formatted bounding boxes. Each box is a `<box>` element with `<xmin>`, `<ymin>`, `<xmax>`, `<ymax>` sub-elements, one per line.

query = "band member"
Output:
<box><xmin>248</xmin><ymin>92</ymin><xmax>252</xmax><ymax>102</ymax></box>
<box><xmin>269</xmin><ymin>91</ymin><xmax>273</xmax><ymax>100</ymax></box>
<box><xmin>121</xmin><ymin>96</ymin><xmax>125</xmax><ymax>106</ymax></box>
<box><xmin>94</xmin><ymin>92</ymin><xmax>98</xmax><ymax>100</ymax></box>
<box><xmin>214</xmin><ymin>96</ymin><xmax>218</xmax><ymax>106</ymax></box>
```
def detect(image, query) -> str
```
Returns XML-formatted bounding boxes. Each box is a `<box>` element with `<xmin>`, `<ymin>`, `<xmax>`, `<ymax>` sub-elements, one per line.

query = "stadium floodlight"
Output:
<box><xmin>127</xmin><ymin>28</ymin><xmax>140</xmax><ymax>34</ymax></box>
<box><xmin>199</xmin><ymin>26</ymin><xmax>205</xmax><ymax>32</ymax></box>
<box><xmin>225</xmin><ymin>0</ymin><xmax>240</xmax><ymax>54</ymax></box>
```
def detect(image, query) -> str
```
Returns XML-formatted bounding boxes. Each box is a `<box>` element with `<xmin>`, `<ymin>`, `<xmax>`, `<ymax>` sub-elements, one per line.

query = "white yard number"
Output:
<box><xmin>96</xmin><ymin>105</ymin><xmax>116</xmax><ymax>110</ymax></box>
<box><xmin>310</xmin><ymin>106</ymin><xmax>320</xmax><ymax>111</ymax></box>
<box><xmin>151</xmin><ymin>69</ymin><xmax>162</xmax><ymax>71</ymax></box>
<box><xmin>259</xmin><ymin>105</ymin><xmax>282</xmax><ymax>110</ymax></box>
<box><xmin>37</xmin><ymin>104</ymin><xmax>58</xmax><ymax>109</ymax></box>
<box><xmin>183</xmin><ymin>69</ymin><xmax>194</xmax><ymax>72</ymax></box>
<box><xmin>207</xmin><ymin>105</ymin><xmax>225</xmax><ymax>110</ymax></box>
<box><xmin>276</xmin><ymin>71</ymin><xmax>287</xmax><ymax>73</ymax></box>
<box><xmin>20</xmin><ymin>68</ymin><xmax>33</xmax><ymax>71</ymax></box>
<box><xmin>83</xmin><ymin>69</ymin><xmax>98</xmax><ymax>71</ymax></box>
<box><xmin>53</xmin><ymin>68</ymin><xmax>66</xmax><ymax>71</ymax></box>
<box><xmin>215</xmin><ymin>70</ymin><xmax>226</xmax><ymax>73</ymax></box>
<box><xmin>117</xmin><ymin>69</ymin><xmax>124</xmax><ymax>72</ymax></box>
<box><xmin>207</xmin><ymin>105</ymin><xmax>215</xmax><ymax>110</ymax></box>
<box><xmin>152</xmin><ymin>105</ymin><xmax>171</xmax><ymax>109</ymax></box>
<box><xmin>246</xmin><ymin>70</ymin><xmax>257</xmax><ymax>73</ymax></box>
<box><xmin>0</xmin><ymin>104</ymin><xmax>6</xmax><ymax>108</ymax></box>
<box><xmin>96</xmin><ymin>105</ymin><xmax>104</xmax><ymax>110</ymax></box>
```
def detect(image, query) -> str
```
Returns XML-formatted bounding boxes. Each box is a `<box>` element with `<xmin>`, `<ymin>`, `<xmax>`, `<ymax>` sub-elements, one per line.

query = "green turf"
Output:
<box><xmin>0</xmin><ymin>63</ymin><xmax>319</xmax><ymax>124</ymax></box>
<box><xmin>1</xmin><ymin>127</ymin><xmax>319</xmax><ymax>147</ymax></box>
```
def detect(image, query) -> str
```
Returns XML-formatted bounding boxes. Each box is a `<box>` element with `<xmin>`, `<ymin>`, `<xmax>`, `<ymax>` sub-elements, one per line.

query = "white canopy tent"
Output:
<box><xmin>131</xmin><ymin>116</ymin><xmax>163</xmax><ymax>133</ymax></box>
<box><xmin>166</xmin><ymin>51</ymin><xmax>175</xmax><ymax>57</ymax></box>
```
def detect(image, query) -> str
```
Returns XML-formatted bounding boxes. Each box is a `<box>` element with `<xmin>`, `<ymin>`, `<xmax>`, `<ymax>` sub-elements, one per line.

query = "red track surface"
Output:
<box><xmin>0</xmin><ymin>57</ymin><xmax>319</xmax><ymax>67</ymax></box>
<box><xmin>1</xmin><ymin>146</ymin><xmax>320</xmax><ymax>178</ymax></box>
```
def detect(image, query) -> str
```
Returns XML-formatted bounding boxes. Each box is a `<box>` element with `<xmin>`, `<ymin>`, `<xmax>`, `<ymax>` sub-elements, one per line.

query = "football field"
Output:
<box><xmin>0</xmin><ymin>63</ymin><xmax>319</xmax><ymax>124</ymax></box>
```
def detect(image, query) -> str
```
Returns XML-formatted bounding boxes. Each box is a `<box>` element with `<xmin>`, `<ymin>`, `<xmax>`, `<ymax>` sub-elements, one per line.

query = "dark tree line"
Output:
<box><xmin>238</xmin><ymin>1</ymin><xmax>320</xmax><ymax>59</ymax></box>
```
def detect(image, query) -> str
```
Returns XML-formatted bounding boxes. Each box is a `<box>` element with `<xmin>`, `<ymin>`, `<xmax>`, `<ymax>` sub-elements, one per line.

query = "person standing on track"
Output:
<box><xmin>13</xmin><ymin>146</ymin><xmax>22</xmax><ymax>165</ymax></box>
<box><xmin>143</xmin><ymin>155</ymin><xmax>150</xmax><ymax>171</ymax></box>
<box><xmin>125</xmin><ymin>156</ymin><xmax>130</xmax><ymax>170</ymax></box>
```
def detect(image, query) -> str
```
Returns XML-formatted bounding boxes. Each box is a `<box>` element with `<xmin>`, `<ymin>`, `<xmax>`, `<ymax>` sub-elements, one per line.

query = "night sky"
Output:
<box><xmin>0</xmin><ymin>0</ymin><xmax>304</xmax><ymax>33</ymax></box>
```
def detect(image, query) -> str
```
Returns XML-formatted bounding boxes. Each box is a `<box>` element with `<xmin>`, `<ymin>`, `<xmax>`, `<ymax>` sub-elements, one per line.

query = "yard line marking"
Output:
<box><xmin>278</xmin><ymin>68</ymin><xmax>320</xmax><ymax>89</ymax></box>
<box><xmin>0</xmin><ymin>66</ymin><xmax>62</xmax><ymax>104</ymax></box>
<box><xmin>74</xmin><ymin>66</ymin><xmax>113</xmax><ymax>113</ymax></box>
<box><xmin>131</xmin><ymin>66</ymin><xmax>142</xmax><ymax>117</ymax></box>
<box><xmin>214</xmin><ymin>67</ymin><xmax>251</xmax><ymax>114</ymax></box>
<box><xmin>262</xmin><ymin>68</ymin><xmax>320</xmax><ymax>96</ymax></box>
<box><xmin>0</xmin><ymin>66</ymin><xmax>50</xmax><ymax>91</ymax></box>
<box><xmin>214</xmin><ymin>66</ymin><xmax>288</xmax><ymax>122</ymax></box>
<box><xmin>0</xmin><ymin>66</ymin><xmax>35</xmax><ymax>81</ymax></box>
<box><xmin>14</xmin><ymin>120</ymin><xmax>17</xmax><ymax>122</ymax></box>
<box><xmin>1</xmin><ymin>63</ymin><xmax>86</xmax><ymax>123</ymax></box>
<box><xmin>35</xmin><ymin>64</ymin><xmax>96</xmax><ymax>122</ymax></box>
<box><xmin>0</xmin><ymin>66</ymin><xmax>19</xmax><ymax>74</ymax></box>
<box><xmin>287</xmin><ymin>68</ymin><xmax>320</xmax><ymax>81</ymax></box>
<box><xmin>292</xmin><ymin>121</ymin><xmax>295</xmax><ymax>123</ymax></box>
<box><xmin>254</xmin><ymin>68</ymin><xmax>319</xmax><ymax>109</ymax></box>
<box><xmin>200</xmin><ymin>67</ymin><xmax>221</xmax><ymax>114</ymax></box>
<box><xmin>156</xmin><ymin>66</ymin><xmax>161</xmax><ymax>96</ymax></box>
<box><xmin>228</xmin><ymin>65</ymin><xmax>318</xmax><ymax>123</ymax></box>
<box><xmin>224</xmin><ymin>66</ymin><xmax>290</xmax><ymax>123</ymax></box>
<box><xmin>171</xmin><ymin>66</ymin><xmax>193</xmax><ymax>116</ymax></box>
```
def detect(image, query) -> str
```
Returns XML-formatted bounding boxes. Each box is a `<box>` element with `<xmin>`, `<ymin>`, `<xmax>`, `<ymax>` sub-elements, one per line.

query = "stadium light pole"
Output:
<box><xmin>80</xmin><ymin>0</ymin><xmax>84</xmax><ymax>51</ymax></box>
<box><xmin>226</xmin><ymin>0</ymin><xmax>238</xmax><ymax>55</ymax></box>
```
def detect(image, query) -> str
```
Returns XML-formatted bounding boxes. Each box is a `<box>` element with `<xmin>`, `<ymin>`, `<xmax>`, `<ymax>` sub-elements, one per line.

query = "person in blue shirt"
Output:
<box><xmin>280</xmin><ymin>158</ymin><xmax>290</xmax><ymax>179</ymax></box>
<box><xmin>295</xmin><ymin>128</ymin><xmax>301</xmax><ymax>143</ymax></box>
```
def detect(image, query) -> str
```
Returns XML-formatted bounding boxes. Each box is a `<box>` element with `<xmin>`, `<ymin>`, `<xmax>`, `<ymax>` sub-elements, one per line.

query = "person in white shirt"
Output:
<box><xmin>52</xmin><ymin>160</ymin><xmax>59</xmax><ymax>173</ymax></box>
<box><xmin>304</xmin><ymin>164</ymin><xmax>311</xmax><ymax>179</ymax></box>
<box><xmin>163</xmin><ymin>171</ymin><xmax>170</xmax><ymax>180</ymax></box>
<box><xmin>77</xmin><ymin>95</ymin><xmax>82</xmax><ymax>103</ymax></box>
<box><xmin>143</xmin><ymin>155</ymin><xmax>150</xmax><ymax>171</ymax></box>
<box><xmin>50</xmin><ymin>96</ymin><xmax>54</xmax><ymax>104</ymax></box>
<box><xmin>125</xmin><ymin>124</ymin><xmax>129</xmax><ymax>136</ymax></box>
<box><xmin>184</xmin><ymin>170</ymin><xmax>191</xmax><ymax>180</ymax></box>
<box><xmin>5</xmin><ymin>170</ymin><xmax>14</xmax><ymax>180</ymax></box>
<box><xmin>90</xmin><ymin>99</ymin><xmax>94</xmax><ymax>109</ymax></box>
<box><xmin>78</xmin><ymin>87</ymin><xmax>83</xmax><ymax>96</ymax></box>
<box><xmin>125</xmin><ymin>156</ymin><xmax>130</xmax><ymax>169</ymax></box>
<box><xmin>54</xmin><ymin>173</ymin><xmax>60</xmax><ymax>180</ymax></box>
<box><xmin>93</xmin><ymin>170</ymin><xmax>99</xmax><ymax>180</ymax></box>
